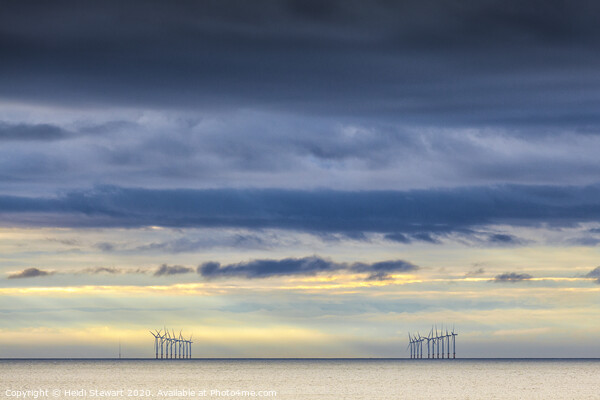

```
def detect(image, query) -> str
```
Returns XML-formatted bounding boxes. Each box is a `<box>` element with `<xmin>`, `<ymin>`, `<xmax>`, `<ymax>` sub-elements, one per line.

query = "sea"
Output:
<box><xmin>1</xmin><ymin>359</ymin><xmax>598</xmax><ymax>400</ymax></box>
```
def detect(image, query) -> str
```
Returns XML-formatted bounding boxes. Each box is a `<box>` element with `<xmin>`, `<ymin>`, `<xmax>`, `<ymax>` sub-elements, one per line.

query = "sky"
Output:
<box><xmin>1</xmin><ymin>0</ymin><xmax>600</xmax><ymax>358</ymax></box>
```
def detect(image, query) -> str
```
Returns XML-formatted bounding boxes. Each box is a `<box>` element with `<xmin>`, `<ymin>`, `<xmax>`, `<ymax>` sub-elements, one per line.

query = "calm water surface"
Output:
<box><xmin>1</xmin><ymin>359</ymin><xmax>599</xmax><ymax>400</ymax></box>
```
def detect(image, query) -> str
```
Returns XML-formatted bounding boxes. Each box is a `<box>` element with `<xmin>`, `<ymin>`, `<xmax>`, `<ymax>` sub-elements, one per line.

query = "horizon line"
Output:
<box><xmin>2</xmin><ymin>357</ymin><xmax>600</xmax><ymax>361</ymax></box>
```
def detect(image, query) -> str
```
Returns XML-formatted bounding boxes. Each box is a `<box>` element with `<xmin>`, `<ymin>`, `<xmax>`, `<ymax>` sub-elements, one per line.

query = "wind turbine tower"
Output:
<box><xmin>446</xmin><ymin>328</ymin><xmax>450</xmax><ymax>359</ymax></box>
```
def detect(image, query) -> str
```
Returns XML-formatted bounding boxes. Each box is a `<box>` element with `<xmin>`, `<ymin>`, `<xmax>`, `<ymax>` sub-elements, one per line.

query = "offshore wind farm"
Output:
<box><xmin>408</xmin><ymin>326</ymin><xmax>458</xmax><ymax>359</ymax></box>
<box><xmin>149</xmin><ymin>329</ymin><xmax>193</xmax><ymax>359</ymax></box>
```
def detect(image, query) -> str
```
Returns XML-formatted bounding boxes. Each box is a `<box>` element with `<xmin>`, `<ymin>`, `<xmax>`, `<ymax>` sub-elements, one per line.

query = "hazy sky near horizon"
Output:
<box><xmin>1</xmin><ymin>0</ymin><xmax>600</xmax><ymax>358</ymax></box>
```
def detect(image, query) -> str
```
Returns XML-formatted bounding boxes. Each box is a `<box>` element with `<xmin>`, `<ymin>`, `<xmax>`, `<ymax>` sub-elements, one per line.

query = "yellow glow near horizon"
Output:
<box><xmin>0</xmin><ymin>325</ymin><xmax>337</xmax><ymax>348</ymax></box>
<box><xmin>1</xmin><ymin>275</ymin><xmax>598</xmax><ymax>297</ymax></box>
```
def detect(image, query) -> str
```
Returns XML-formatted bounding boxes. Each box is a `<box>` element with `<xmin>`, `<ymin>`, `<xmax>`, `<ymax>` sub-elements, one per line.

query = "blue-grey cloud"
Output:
<box><xmin>80</xmin><ymin>267</ymin><xmax>122</xmax><ymax>274</ymax></box>
<box><xmin>352</xmin><ymin>260</ymin><xmax>418</xmax><ymax>281</ymax></box>
<box><xmin>585</xmin><ymin>266</ymin><xmax>600</xmax><ymax>278</ymax></box>
<box><xmin>568</xmin><ymin>237</ymin><xmax>600</xmax><ymax>246</ymax></box>
<box><xmin>0</xmin><ymin>122</ymin><xmax>69</xmax><ymax>141</ymax></box>
<box><xmin>135</xmin><ymin>234</ymin><xmax>267</xmax><ymax>253</ymax></box>
<box><xmin>153</xmin><ymin>264</ymin><xmax>194</xmax><ymax>276</ymax></box>
<box><xmin>465</xmin><ymin>267</ymin><xmax>486</xmax><ymax>277</ymax></box>
<box><xmin>493</xmin><ymin>272</ymin><xmax>533</xmax><ymax>283</ymax></box>
<box><xmin>487</xmin><ymin>233</ymin><xmax>524</xmax><ymax>245</ymax></box>
<box><xmin>2</xmin><ymin>185</ymin><xmax>600</xmax><ymax>236</ymax></box>
<box><xmin>384</xmin><ymin>232</ymin><xmax>411</xmax><ymax>244</ymax></box>
<box><xmin>7</xmin><ymin>268</ymin><xmax>54</xmax><ymax>279</ymax></box>
<box><xmin>95</xmin><ymin>242</ymin><xmax>115</xmax><ymax>252</ymax></box>
<box><xmin>198</xmin><ymin>256</ymin><xmax>418</xmax><ymax>280</ymax></box>
<box><xmin>585</xmin><ymin>266</ymin><xmax>600</xmax><ymax>284</ymax></box>
<box><xmin>411</xmin><ymin>232</ymin><xmax>441</xmax><ymax>244</ymax></box>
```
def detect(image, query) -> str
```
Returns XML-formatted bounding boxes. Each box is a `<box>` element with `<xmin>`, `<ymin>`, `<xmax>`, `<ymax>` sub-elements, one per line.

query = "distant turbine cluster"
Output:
<box><xmin>149</xmin><ymin>328</ymin><xmax>193</xmax><ymax>359</ymax></box>
<box><xmin>408</xmin><ymin>325</ymin><xmax>457</xmax><ymax>359</ymax></box>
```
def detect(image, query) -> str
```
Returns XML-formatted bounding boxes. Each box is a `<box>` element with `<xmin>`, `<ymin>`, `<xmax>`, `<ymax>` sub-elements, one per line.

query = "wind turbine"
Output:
<box><xmin>178</xmin><ymin>330</ymin><xmax>183</xmax><ymax>359</ymax></box>
<box><xmin>149</xmin><ymin>331</ymin><xmax>159</xmax><ymax>359</ymax></box>
<box><xmin>155</xmin><ymin>329</ymin><xmax>164</xmax><ymax>359</ymax></box>
<box><xmin>407</xmin><ymin>333</ymin><xmax>412</xmax><ymax>359</ymax></box>
<box><xmin>446</xmin><ymin>327</ymin><xmax>450</xmax><ymax>359</ymax></box>
<box><xmin>426</xmin><ymin>327</ymin><xmax>433</xmax><ymax>359</ymax></box>
<box><xmin>452</xmin><ymin>325</ymin><xmax>458</xmax><ymax>359</ymax></box>
<box><xmin>413</xmin><ymin>333</ymin><xmax>421</xmax><ymax>359</ymax></box>
<box><xmin>431</xmin><ymin>326</ymin><xmax>437</xmax><ymax>359</ymax></box>
<box><xmin>441</xmin><ymin>325</ymin><xmax>445</xmax><ymax>359</ymax></box>
<box><xmin>166</xmin><ymin>328</ymin><xmax>173</xmax><ymax>359</ymax></box>
<box><xmin>170</xmin><ymin>330</ymin><xmax>175</xmax><ymax>359</ymax></box>
<box><xmin>435</xmin><ymin>325</ymin><xmax>440</xmax><ymax>359</ymax></box>
<box><xmin>172</xmin><ymin>329</ymin><xmax>177</xmax><ymax>359</ymax></box>
<box><xmin>188</xmin><ymin>334</ymin><xmax>193</xmax><ymax>359</ymax></box>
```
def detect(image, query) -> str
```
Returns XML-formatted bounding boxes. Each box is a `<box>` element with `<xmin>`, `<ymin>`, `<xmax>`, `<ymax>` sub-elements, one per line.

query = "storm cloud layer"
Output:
<box><xmin>1</xmin><ymin>1</ymin><xmax>600</xmax><ymax>196</ymax></box>
<box><xmin>2</xmin><ymin>0</ymin><xmax>600</xmax><ymax>128</ymax></box>
<box><xmin>2</xmin><ymin>185</ymin><xmax>600</xmax><ymax>236</ymax></box>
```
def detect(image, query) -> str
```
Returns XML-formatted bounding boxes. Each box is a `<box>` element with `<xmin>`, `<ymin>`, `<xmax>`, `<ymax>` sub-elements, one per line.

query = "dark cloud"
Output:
<box><xmin>3</xmin><ymin>184</ymin><xmax>600</xmax><ymax>236</ymax></box>
<box><xmin>91</xmin><ymin>267</ymin><xmax>149</xmax><ymax>275</ymax></box>
<box><xmin>352</xmin><ymin>260</ymin><xmax>417</xmax><ymax>274</ymax></box>
<box><xmin>465</xmin><ymin>267</ymin><xmax>486</xmax><ymax>277</ymax></box>
<box><xmin>384</xmin><ymin>233</ymin><xmax>411</xmax><ymax>244</ymax></box>
<box><xmin>6</xmin><ymin>266</ymin><xmax>148</xmax><ymax>278</ymax></box>
<box><xmin>135</xmin><ymin>234</ymin><xmax>267</xmax><ymax>253</ymax></box>
<box><xmin>585</xmin><ymin>266</ymin><xmax>600</xmax><ymax>284</ymax></box>
<box><xmin>1</xmin><ymin>1</ymin><xmax>600</xmax><ymax>128</ymax></box>
<box><xmin>488</xmin><ymin>233</ymin><xmax>523</xmax><ymax>245</ymax></box>
<box><xmin>198</xmin><ymin>256</ymin><xmax>418</xmax><ymax>279</ymax></box>
<box><xmin>80</xmin><ymin>267</ymin><xmax>122</xmax><ymax>274</ymax></box>
<box><xmin>493</xmin><ymin>272</ymin><xmax>533</xmax><ymax>283</ymax></box>
<box><xmin>411</xmin><ymin>232</ymin><xmax>441</xmax><ymax>244</ymax></box>
<box><xmin>364</xmin><ymin>271</ymin><xmax>392</xmax><ymax>281</ymax></box>
<box><xmin>585</xmin><ymin>266</ymin><xmax>600</xmax><ymax>278</ymax></box>
<box><xmin>95</xmin><ymin>242</ymin><xmax>115</xmax><ymax>252</ymax></box>
<box><xmin>568</xmin><ymin>237</ymin><xmax>600</xmax><ymax>246</ymax></box>
<box><xmin>153</xmin><ymin>264</ymin><xmax>194</xmax><ymax>276</ymax></box>
<box><xmin>45</xmin><ymin>237</ymin><xmax>80</xmax><ymax>246</ymax></box>
<box><xmin>489</xmin><ymin>234</ymin><xmax>514</xmax><ymax>243</ymax></box>
<box><xmin>7</xmin><ymin>267</ymin><xmax>53</xmax><ymax>279</ymax></box>
<box><xmin>352</xmin><ymin>260</ymin><xmax>418</xmax><ymax>281</ymax></box>
<box><xmin>198</xmin><ymin>257</ymin><xmax>334</xmax><ymax>279</ymax></box>
<box><xmin>0</xmin><ymin>122</ymin><xmax>69</xmax><ymax>141</ymax></box>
